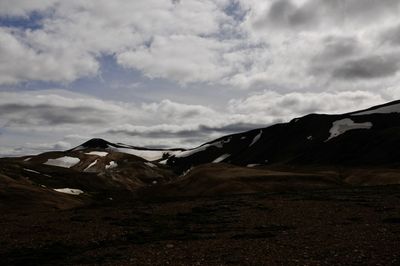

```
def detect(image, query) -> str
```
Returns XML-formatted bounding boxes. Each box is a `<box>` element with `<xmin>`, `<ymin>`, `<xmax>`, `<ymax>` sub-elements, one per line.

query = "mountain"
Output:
<box><xmin>1</xmin><ymin>99</ymin><xmax>400</xmax><ymax>208</ymax></box>
<box><xmin>165</xmin><ymin>99</ymin><xmax>400</xmax><ymax>171</ymax></box>
<box><xmin>0</xmin><ymin>143</ymin><xmax>178</xmax><ymax>209</ymax></box>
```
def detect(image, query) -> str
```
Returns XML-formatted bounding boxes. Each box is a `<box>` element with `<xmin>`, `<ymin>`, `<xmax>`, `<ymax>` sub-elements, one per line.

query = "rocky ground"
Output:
<box><xmin>1</xmin><ymin>185</ymin><xmax>400</xmax><ymax>265</ymax></box>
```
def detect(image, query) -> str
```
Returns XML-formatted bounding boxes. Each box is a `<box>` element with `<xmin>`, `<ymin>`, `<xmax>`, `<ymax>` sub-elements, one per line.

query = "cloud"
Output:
<box><xmin>0</xmin><ymin>90</ymin><xmax>130</xmax><ymax>127</ymax></box>
<box><xmin>380</xmin><ymin>23</ymin><xmax>400</xmax><ymax>46</ymax></box>
<box><xmin>1</xmin><ymin>0</ymin><xmax>400</xmax><ymax>89</ymax></box>
<box><xmin>0</xmin><ymin>0</ymin><xmax>59</xmax><ymax>17</ymax></box>
<box><xmin>1</xmin><ymin>140</ymin><xmax>73</xmax><ymax>157</ymax></box>
<box><xmin>253</xmin><ymin>0</ymin><xmax>316</xmax><ymax>30</ymax></box>
<box><xmin>314</xmin><ymin>36</ymin><xmax>361</xmax><ymax>62</ymax></box>
<box><xmin>228</xmin><ymin>90</ymin><xmax>387</xmax><ymax>120</ymax></box>
<box><xmin>0</xmin><ymin>0</ymin><xmax>241</xmax><ymax>85</ymax></box>
<box><xmin>117</xmin><ymin>35</ymin><xmax>233</xmax><ymax>84</ymax></box>
<box><xmin>141</xmin><ymin>99</ymin><xmax>216</xmax><ymax>121</ymax></box>
<box><xmin>106</xmin><ymin>122</ymin><xmax>266</xmax><ymax>143</ymax></box>
<box><xmin>0</xmin><ymin>28</ymin><xmax>99</xmax><ymax>84</ymax></box>
<box><xmin>331</xmin><ymin>54</ymin><xmax>400</xmax><ymax>80</ymax></box>
<box><xmin>251</xmin><ymin>0</ymin><xmax>400</xmax><ymax>31</ymax></box>
<box><xmin>308</xmin><ymin>34</ymin><xmax>400</xmax><ymax>83</ymax></box>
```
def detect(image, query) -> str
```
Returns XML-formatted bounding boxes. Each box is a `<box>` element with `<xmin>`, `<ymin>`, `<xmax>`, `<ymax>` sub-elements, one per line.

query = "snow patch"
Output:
<box><xmin>307</xmin><ymin>136</ymin><xmax>313</xmax><ymax>140</ymax></box>
<box><xmin>247</xmin><ymin>164</ymin><xmax>261</xmax><ymax>167</ymax></box>
<box><xmin>158</xmin><ymin>159</ymin><xmax>167</xmax><ymax>165</ymax></box>
<box><xmin>23</xmin><ymin>168</ymin><xmax>41</xmax><ymax>174</ymax></box>
<box><xmin>249</xmin><ymin>131</ymin><xmax>262</xmax><ymax>147</ymax></box>
<box><xmin>115</xmin><ymin>143</ymin><xmax>132</xmax><ymax>148</ymax></box>
<box><xmin>181</xmin><ymin>167</ymin><xmax>193</xmax><ymax>177</ymax></box>
<box><xmin>145</xmin><ymin>162</ymin><xmax>157</xmax><ymax>168</ymax></box>
<box><xmin>105</xmin><ymin>161</ymin><xmax>118</xmax><ymax>170</ymax></box>
<box><xmin>175</xmin><ymin>141</ymin><xmax>224</xmax><ymax>158</ymax></box>
<box><xmin>353</xmin><ymin>102</ymin><xmax>400</xmax><ymax>116</ymax></box>
<box><xmin>54</xmin><ymin>188</ymin><xmax>84</xmax><ymax>195</ymax></box>
<box><xmin>44</xmin><ymin>156</ymin><xmax>80</xmax><ymax>168</ymax></box>
<box><xmin>213</xmin><ymin>153</ymin><xmax>230</xmax><ymax>163</ymax></box>
<box><xmin>109</xmin><ymin>146</ymin><xmax>178</xmax><ymax>161</ymax></box>
<box><xmin>85</xmin><ymin>151</ymin><xmax>108</xmax><ymax>157</ymax></box>
<box><xmin>23</xmin><ymin>157</ymin><xmax>31</xmax><ymax>162</ymax></box>
<box><xmin>84</xmin><ymin>160</ymin><xmax>98</xmax><ymax>172</ymax></box>
<box><xmin>327</xmin><ymin>119</ymin><xmax>372</xmax><ymax>141</ymax></box>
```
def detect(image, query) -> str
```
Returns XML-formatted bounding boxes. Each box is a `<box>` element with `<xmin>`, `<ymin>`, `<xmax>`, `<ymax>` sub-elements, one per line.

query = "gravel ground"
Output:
<box><xmin>1</xmin><ymin>185</ymin><xmax>400</xmax><ymax>265</ymax></box>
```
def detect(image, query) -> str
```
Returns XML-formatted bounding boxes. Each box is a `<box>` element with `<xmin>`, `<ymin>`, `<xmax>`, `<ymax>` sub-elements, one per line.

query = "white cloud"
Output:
<box><xmin>2</xmin><ymin>0</ymin><xmax>400</xmax><ymax>90</ymax></box>
<box><xmin>228</xmin><ymin>90</ymin><xmax>387</xmax><ymax>122</ymax></box>
<box><xmin>0</xmin><ymin>28</ymin><xmax>99</xmax><ymax>84</ymax></box>
<box><xmin>0</xmin><ymin>0</ymin><xmax>240</xmax><ymax>85</ymax></box>
<box><xmin>118</xmin><ymin>35</ymin><xmax>232</xmax><ymax>84</ymax></box>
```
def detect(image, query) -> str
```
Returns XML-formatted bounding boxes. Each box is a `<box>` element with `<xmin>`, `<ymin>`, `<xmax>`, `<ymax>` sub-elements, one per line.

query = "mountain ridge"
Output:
<box><xmin>1</xmin><ymin>99</ymin><xmax>400</xmax><ymax>208</ymax></box>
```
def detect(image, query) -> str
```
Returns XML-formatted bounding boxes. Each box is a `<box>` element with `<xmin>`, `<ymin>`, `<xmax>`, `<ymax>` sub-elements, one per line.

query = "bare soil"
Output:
<box><xmin>1</xmin><ymin>185</ymin><xmax>400</xmax><ymax>265</ymax></box>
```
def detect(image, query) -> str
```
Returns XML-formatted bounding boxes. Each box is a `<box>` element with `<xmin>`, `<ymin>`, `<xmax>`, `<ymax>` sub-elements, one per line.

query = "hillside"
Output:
<box><xmin>1</xmin><ymin>100</ymin><xmax>400</xmax><ymax>206</ymax></box>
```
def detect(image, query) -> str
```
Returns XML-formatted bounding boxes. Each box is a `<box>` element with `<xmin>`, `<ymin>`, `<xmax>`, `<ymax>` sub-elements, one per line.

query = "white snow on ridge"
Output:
<box><xmin>175</xmin><ymin>145</ymin><xmax>210</xmax><ymax>158</ymax></box>
<box><xmin>105</xmin><ymin>161</ymin><xmax>118</xmax><ymax>170</ymax></box>
<box><xmin>54</xmin><ymin>188</ymin><xmax>84</xmax><ymax>195</ymax></box>
<box><xmin>158</xmin><ymin>159</ymin><xmax>167</xmax><ymax>165</ymax></box>
<box><xmin>84</xmin><ymin>160</ymin><xmax>98</xmax><ymax>172</ymax></box>
<box><xmin>23</xmin><ymin>168</ymin><xmax>41</xmax><ymax>174</ymax></box>
<box><xmin>44</xmin><ymin>156</ymin><xmax>80</xmax><ymax>168</ymax></box>
<box><xmin>175</xmin><ymin>141</ymin><xmax>224</xmax><ymax>158</ymax></box>
<box><xmin>213</xmin><ymin>153</ymin><xmax>230</xmax><ymax>163</ymax></box>
<box><xmin>109</xmin><ymin>146</ymin><xmax>180</xmax><ymax>161</ymax></box>
<box><xmin>85</xmin><ymin>151</ymin><xmax>108</xmax><ymax>157</ymax></box>
<box><xmin>327</xmin><ymin>118</ymin><xmax>372</xmax><ymax>141</ymax></box>
<box><xmin>249</xmin><ymin>131</ymin><xmax>262</xmax><ymax>147</ymax></box>
<box><xmin>247</xmin><ymin>164</ymin><xmax>261</xmax><ymax>167</ymax></box>
<box><xmin>145</xmin><ymin>162</ymin><xmax>157</xmax><ymax>168</ymax></box>
<box><xmin>352</xmin><ymin>102</ymin><xmax>400</xmax><ymax>116</ymax></box>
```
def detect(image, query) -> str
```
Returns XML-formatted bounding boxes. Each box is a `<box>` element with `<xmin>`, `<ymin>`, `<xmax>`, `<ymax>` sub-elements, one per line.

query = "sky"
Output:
<box><xmin>1</xmin><ymin>0</ymin><xmax>400</xmax><ymax>156</ymax></box>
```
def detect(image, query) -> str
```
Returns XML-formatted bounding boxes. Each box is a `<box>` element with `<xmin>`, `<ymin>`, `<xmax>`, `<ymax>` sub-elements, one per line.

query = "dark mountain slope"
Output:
<box><xmin>166</xmin><ymin>100</ymin><xmax>400</xmax><ymax>171</ymax></box>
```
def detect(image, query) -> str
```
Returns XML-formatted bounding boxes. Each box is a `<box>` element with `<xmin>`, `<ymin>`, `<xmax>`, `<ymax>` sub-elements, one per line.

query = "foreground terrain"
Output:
<box><xmin>1</xmin><ymin>185</ymin><xmax>400</xmax><ymax>265</ymax></box>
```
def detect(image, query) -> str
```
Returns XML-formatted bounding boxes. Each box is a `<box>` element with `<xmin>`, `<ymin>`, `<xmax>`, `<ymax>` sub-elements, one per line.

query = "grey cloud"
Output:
<box><xmin>108</xmin><ymin>127</ymin><xmax>207</xmax><ymax>139</ymax></box>
<box><xmin>107</xmin><ymin>122</ymin><xmax>266</xmax><ymax>140</ymax></box>
<box><xmin>327</xmin><ymin>0</ymin><xmax>400</xmax><ymax>21</ymax></box>
<box><xmin>1</xmin><ymin>140</ymin><xmax>72</xmax><ymax>157</ymax></box>
<box><xmin>228</xmin><ymin>90</ymin><xmax>386</xmax><ymax>119</ymax></box>
<box><xmin>254</xmin><ymin>0</ymin><xmax>316</xmax><ymax>29</ymax></box>
<box><xmin>380</xmin><ymin>24</ymin><xmax>400</xmax><ymax>46</ymax></box>
<box><xmin>316</xmin><ymin>36</ymin><xmax>360</xmax><ymax>61</ymax></box>
<box><xmin>309</xmin><ymin>36</ymin><xmax>363</xmax><ymax>77</ymax></box>
<box><xmin>198</xmin><ymin>123</ymin><xmax>267</xmax><ymax>134</ymax></box>
<box><xmin>0</xmin><ymin>103</ymin><xmax>111</xmax><ymax>126</ymax></box>
<box><xmin>254</xmin><ymin>0</ymin><xmax>400</xmax><ymax>31</ymax></box>
<box><xmin>0</xmin><ymin>0</ymin><xmax>59</xmax><ymax>16</ymax></box>
<box><xmin>332</xmin><ymin>54</ymin><xmax>400</xmax><ymax>80</ymax></box>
